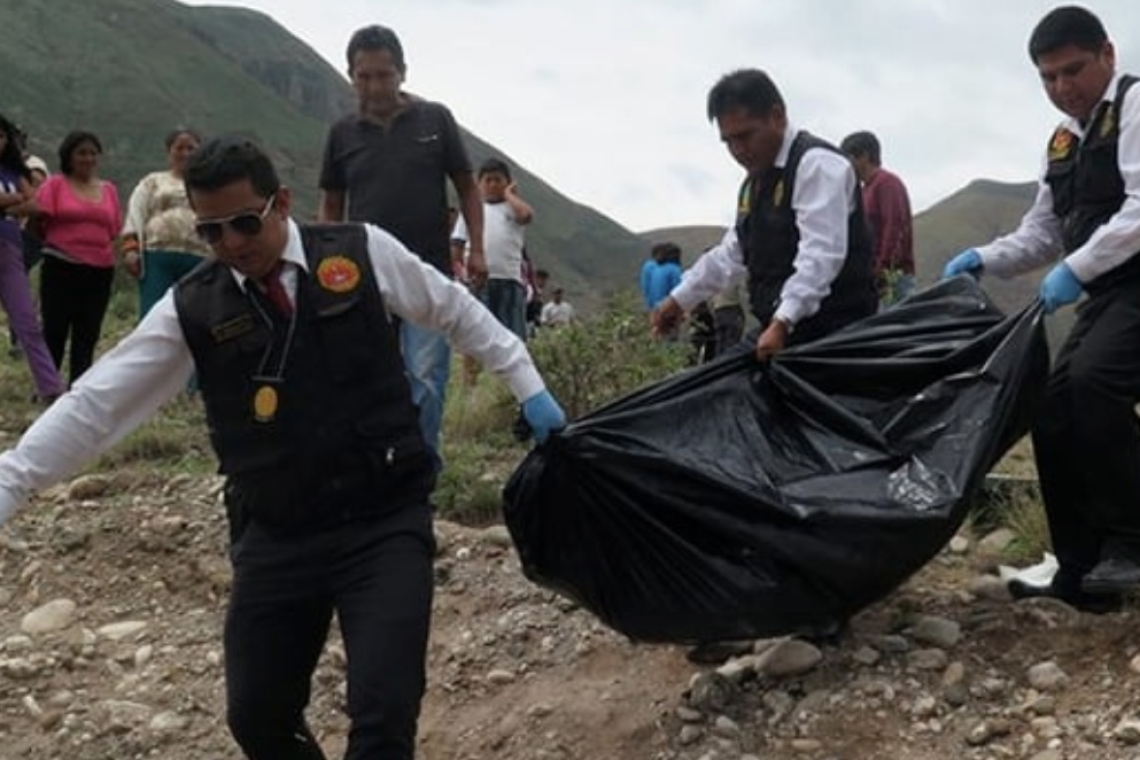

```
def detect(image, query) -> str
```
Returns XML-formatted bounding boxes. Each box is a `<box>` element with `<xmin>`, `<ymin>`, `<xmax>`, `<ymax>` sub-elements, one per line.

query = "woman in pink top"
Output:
<box><xmin>34</xmin><ymin>131</ymin><xmax>122</xmax><ymax>385</ymax></box>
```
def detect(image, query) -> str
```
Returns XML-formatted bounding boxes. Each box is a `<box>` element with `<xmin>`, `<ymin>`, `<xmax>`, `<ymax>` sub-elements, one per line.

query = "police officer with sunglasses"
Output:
<box><xmin>0</xmin><ymin>136</ymin><xmax>567</xmax><ymax>759</ymax></box>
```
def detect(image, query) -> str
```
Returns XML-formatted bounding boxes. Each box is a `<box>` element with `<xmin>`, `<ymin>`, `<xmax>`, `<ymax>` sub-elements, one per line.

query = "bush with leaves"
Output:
<box><xmin>525</xmin><ymin>292</ymin><xmax>690</xmax><ymax>419</ymax></box>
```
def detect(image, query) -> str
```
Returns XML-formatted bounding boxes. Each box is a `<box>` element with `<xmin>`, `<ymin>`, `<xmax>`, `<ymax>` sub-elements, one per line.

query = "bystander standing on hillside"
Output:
<box><xmin>28</xmin><ymin>131</ymin><xmax>122</xmax><ymax>386</ymax></box>
<box><xmin>10</xmin><ymin>152</ymin><xmax>51</xmax><ymax>358</ymax></box>
<box><xmin>526</xmin><ymin>265</ymin><xmax>549</xmax><ymax>336</ymax></box>
<box><xmin>540</xmin><ymin>287</ymin><xmax>575</xmax><ymax>327</ymax></box>
<box><xmin>841</xmin><ymin>130</ymin><xmax>916</xmax><ymax>308</ymax></box>
<box><xmin>943</xmin><ymin>6</ymin><xmax>1140</xmax><ymax>611</ymax></box>
<box><xmin>319</xmin><ymin>24</ymin><xmax>485</xmax><ymax>471</ymax></box>
<box><xmin>0</xmin><ymin>114</ymin><xmax>65</xmax><ymax>403</ymax></box>
<box><xmin>643</xmin><ymin>242</ymin><xmax>682</xmax><ymax>311</ymax></box>
<box><xmin>639</xmin><ymin>246</ymin><xmax>659</xmax><ymax>309</ymax></box>
<box><xmin>451</xmin><ymin>158</ymin><xmax>534</xmax><ymax>341</ymax></box>
<box><xmin>121</xmin><ymin>129</ymin><xmax>213</xmax><ymax>318</ymax></box>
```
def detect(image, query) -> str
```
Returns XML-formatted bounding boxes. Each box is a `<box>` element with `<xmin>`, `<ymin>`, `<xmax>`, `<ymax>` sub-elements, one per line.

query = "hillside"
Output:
<box><xmin>913</xmin><ymin>179</ymin><xmax>1038</xmax><ymax>308</ymax></box>
<box><xmin>639</xmin><ymin>225</ymin><xmax>727</xmax><ymax>266</ymax></box>
<box><xmin>0</xmin><ymin>0</ymin><xmax>643</xmax><ymax>304</ymax></box>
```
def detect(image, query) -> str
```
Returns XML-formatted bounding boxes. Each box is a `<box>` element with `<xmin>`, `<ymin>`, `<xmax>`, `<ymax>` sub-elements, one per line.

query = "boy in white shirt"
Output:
<box><xmin>452</xmin><ymin>158</ymin><xmax>534</xmax><ymax>339</ymax></box>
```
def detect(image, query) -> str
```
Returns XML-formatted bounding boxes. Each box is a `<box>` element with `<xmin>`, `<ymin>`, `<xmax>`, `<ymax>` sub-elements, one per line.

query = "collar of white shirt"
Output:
<box><xmin>230</xmin><ymin>218</ymin><xmax>311</xmax><ymax>292</ymax></box>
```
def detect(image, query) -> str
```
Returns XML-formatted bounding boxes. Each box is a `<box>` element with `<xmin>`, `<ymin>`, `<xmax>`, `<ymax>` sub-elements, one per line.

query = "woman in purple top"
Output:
<box><xmin>0</xmin><ymin>115</ymin><xmax>65</xmax><ymax>403</ymax></box>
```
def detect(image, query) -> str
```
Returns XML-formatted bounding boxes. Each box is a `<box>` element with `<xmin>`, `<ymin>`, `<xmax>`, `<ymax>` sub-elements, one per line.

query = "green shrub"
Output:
<box><xmin>525</xmin><ymin>292</ymin><xmax>689</xmax><ymax>419</ymax></box>
<box><xmin>994</xmin><ymin>488</ymin><xmax>1051</xmax><ymax>562</ymax></box>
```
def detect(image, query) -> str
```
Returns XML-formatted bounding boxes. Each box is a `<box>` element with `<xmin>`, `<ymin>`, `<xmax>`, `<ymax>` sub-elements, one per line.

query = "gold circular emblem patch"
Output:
<box><xmin>316</xmin><ymin>255</ymin><xmax>361</xmax><ymax>293</ymax></box>
<box><xmin>253</xmin><ymin>385</ymin><xmax>279</xmax><ymax>423</ymax></box>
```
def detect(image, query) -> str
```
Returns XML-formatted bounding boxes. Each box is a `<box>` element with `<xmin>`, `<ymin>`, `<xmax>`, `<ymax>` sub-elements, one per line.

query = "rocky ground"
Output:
<box><xmin>2</xmin><ymin>470</ymin><xmax>1140</xmax><ymax>760</ymax></box>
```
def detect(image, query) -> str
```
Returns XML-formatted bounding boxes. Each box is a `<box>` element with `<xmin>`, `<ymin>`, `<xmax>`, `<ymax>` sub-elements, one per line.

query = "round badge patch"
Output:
<box><xmin>316</xmin><ymin>255</ymin><xmax>361</xmax><ymax>293</ymax></box>
<box><xmin>253</xmin><ymin>385</ymin><xmax>278</xmax><ymax>423</ymax></box>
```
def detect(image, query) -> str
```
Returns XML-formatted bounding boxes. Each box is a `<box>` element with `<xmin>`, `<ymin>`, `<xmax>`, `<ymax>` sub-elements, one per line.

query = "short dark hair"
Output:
<box><xmin>478</xmin><ymin>157</ymin><xmax>511</xmax><ymax>181</ymax></box>
<box><xmin>58</xmin><ymin>131</ymin><xmax>103</xmax><ymax>176</ymax></box>
<box><xmin>707</xmin><ymin>69</ymin><xmax>785</xmax><ymax>122</ymax></box>
<box><xmin>184</xmin><ymin>135</ymin><xmax>280</xmax><ymax>198</ymax></box>
<box><xmin>1028</xmin><ymin>6</ymin><xmax>1108</xmax><ymax>62</ymax></box>
<box><xmin>164</xmin><ymin>128</ymin><xmax>202</xmax><ymax>151</ymax></box>
<box><xmin>840</xmin><ymin>131</ymin><xmax>881</xmax><ymax>165</ymax></box>
<box><xmin>347</xmin><ymin>25</ymin><xmax>406</xmax><ymax>73</ymax></box>
<box><xmin>652</xmin><ymin>241</ymin><xmax>682</xmax><ymax>264</ymax></box>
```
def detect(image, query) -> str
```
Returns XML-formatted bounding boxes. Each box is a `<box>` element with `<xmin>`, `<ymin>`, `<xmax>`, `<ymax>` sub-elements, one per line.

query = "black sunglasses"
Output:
<box><xmin>194</xmin><ymin>195</ymin><xmax>276</xmax><ymax>244</ymax></box>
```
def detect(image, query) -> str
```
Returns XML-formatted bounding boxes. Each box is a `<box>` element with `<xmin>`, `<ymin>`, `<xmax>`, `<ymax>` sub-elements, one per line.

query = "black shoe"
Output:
<box><xmin>797</xmin><ymin>619</ymin><xmax>849</xmax><ymax>648</ymax></box>
<box><xmin>1009</xmin><ymin>578</ymin><xmax>1123</xmax><ymax>614</ymax></box>
<box><xmin>686</xmin><ymin>640</ymin><xmax>754</xmax><ymax>665</ymax></box>
<box><xmin>1081</xmin><ymin>557</ymin><xmax>1140</xmax><ymax>595</ymax></box>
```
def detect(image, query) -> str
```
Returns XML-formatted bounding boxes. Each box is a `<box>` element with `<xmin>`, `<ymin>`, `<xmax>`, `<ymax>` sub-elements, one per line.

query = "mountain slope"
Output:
<box><xmin>913</xmin><ymin>179</ymin><xmax>1038</xmax><ymax>294</ymax></box>
<box><xmin>0</xmin><ymin>0</ymin><xmax>643</xmax><ymax>303</ymax></box>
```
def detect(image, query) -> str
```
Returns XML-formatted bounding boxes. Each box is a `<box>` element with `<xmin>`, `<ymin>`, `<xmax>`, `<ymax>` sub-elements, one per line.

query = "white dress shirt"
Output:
<box><xmin>978</xmin><ymin>73</ymin><xmax>1140</xmax><ymax>282</ymax></box>
<box><xmin>670</xmin><ymin>124</ymin><xmax>858</xmax><ymax>326</ymax></box>
<box><xmin>0</xmin><ymin>219</ymin><xmax>545</xmax><ymax>523</ymax></box>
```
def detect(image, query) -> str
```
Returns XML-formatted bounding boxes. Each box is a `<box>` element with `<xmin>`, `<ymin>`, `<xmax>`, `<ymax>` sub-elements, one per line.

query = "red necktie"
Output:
<box><xmin>259</xmin><ymin>261</ymin><xmax>294</xmax><ymax>316</ymax></box>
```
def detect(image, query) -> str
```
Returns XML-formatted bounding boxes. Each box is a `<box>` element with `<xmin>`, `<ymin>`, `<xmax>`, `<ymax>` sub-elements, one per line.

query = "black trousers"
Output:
<box><xmin>1032</xmin><ymin>280</ymin><xmax>1140</xmax><ymax>585</ymax></box>
<box><xmin>225</xmin><ymin>502</ymin><xmax>435</xmax><ymax>760</ymax></box>
<box><xmin>39</xmin><ymin>256</ymin><xmax>113</xmax><ymax>385</ymax></box>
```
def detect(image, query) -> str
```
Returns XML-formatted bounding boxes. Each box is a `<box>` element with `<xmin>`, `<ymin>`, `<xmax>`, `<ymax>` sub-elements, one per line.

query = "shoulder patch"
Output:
<box><xmin>1048</xmin><ymin>128</ymin><xmax>1077</xmax><ymax>162</ymax></box>
<box><xmin>1100</xmin><ymin>102</ymin><xmax>1117</xmax><ymax>138</ymax></box>
<box><xmin>316</xmin><ymin>255</ymin><xmax>362</xmax><ymax>294</ymax></box>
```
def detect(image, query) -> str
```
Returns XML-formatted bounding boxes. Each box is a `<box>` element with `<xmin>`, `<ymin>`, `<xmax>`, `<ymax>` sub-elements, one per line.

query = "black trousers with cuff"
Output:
<box><xmin>1032</xmin><ymin>278</ymin><xmax>1140</xmax><ymax>586</ymax></box>
<box><xmin>224</xmin><ymin>501</ymin><xmax>435</xmax><ymax>760</ymax></box>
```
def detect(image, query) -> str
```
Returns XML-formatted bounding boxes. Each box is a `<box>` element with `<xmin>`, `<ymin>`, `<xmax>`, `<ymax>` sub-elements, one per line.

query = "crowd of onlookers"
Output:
<box><xmin>0</xmin><ymin>110</ymin><xmax>580</xmax><ymax>404</ymax></box>
<box><xmin>0</xmin><ymin>117</ymin><xmax>216</xmax><ymax>401</ymax></box>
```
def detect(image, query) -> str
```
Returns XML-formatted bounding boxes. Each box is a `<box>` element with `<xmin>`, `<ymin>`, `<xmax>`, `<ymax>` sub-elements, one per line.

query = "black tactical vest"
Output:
<box><xmin>735</xmin><ymin>131</ymin><xmax>877</xmax><ymax>344</ymax></box>
<box><xmin>1045</xmin><ymin>75</ymin><xmax>1139</xmax><ymax>292</ymax></box>
<box><xmin>174</xmin><ymin>224</ymin><xmax>433</xmax><ymax>533</ymax></box>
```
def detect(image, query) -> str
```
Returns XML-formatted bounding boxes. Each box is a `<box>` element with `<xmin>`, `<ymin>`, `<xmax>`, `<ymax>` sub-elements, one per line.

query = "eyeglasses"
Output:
<box><xmin>194</xmin><ymin>195</ymin><xmax>276</xmax><ymax>244</ymax></box>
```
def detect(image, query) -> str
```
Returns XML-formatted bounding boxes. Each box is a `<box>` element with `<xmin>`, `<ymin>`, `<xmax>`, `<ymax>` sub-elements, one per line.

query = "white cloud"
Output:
<box><xmin>183</xmin><ymin>0</ymin><xmax>1140</xmax><ymax>231</ymax></box>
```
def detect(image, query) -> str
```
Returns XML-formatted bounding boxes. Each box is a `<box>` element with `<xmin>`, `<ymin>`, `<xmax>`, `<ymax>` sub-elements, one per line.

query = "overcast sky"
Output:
<box><xmin>183</xmin><ymin>0</ymin><xmax>1140</xmax><ymax>232</ymax></box>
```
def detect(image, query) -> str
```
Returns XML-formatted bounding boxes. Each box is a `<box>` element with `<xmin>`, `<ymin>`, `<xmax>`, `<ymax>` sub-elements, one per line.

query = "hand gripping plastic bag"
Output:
<box><xmin>503</xmin><ymin>278</ymin><xmax>1049</xmax><ymax>642</ymax></box>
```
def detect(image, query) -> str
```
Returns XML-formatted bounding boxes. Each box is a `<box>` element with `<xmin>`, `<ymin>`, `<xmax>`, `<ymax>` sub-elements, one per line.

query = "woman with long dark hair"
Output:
<box><xmin>0</xmin><ymin>115</ymin><xmax>65</xmax><ymax>402</ymax></box>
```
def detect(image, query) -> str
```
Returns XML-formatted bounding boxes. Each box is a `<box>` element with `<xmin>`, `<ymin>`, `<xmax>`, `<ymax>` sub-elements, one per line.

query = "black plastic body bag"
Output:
<box><xmin>503</xmin><ymin>278</ymin><xmax>1050</xmax><ymax>643</ymax></box>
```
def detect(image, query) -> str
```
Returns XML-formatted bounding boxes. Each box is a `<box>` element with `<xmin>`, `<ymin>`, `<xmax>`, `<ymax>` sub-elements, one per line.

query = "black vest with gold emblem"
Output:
<box><xmin>1045</xmin><ymin>74</ymin><xmax>1139</xmax><ymax>292</ymax></box>
<box><xmin>174</xmin><ymin>223</ymin><xmax>433</xmax><ymax>532</ymax></box>
<box><xmin>735</xmin><ymin>131</ymin><xmax>876</xmax><ymax>344</ymax></box>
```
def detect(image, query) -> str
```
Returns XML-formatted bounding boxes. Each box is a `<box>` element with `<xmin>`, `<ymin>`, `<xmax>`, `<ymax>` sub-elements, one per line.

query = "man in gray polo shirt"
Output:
<box><xmin>319</xmin><ymin>24</ymin><xmax>485</xmax><ymax>469</ymax></box>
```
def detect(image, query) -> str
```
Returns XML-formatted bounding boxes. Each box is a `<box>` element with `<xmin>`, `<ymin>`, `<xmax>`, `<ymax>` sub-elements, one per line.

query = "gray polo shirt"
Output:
<box><xmin>320</xmin><ymin>99</ymin><xmax>471</xmax><ymax>273</ymax></box>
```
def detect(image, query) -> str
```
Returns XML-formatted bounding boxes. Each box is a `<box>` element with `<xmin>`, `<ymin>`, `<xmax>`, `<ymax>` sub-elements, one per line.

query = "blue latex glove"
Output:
<box><xmin>1039</xmin><ymin>261</ymin><xmax>1082</xmax><ymax>314</ymax></box>
<box><xmin>522</xmin><ymin>390</ymin><xmax>567</xmax><ymax>443</ymax></box>
<box><xmin>942</xmin><ymin>249</ymin><xmax>983</xmax><ymax>280</ymax></box>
